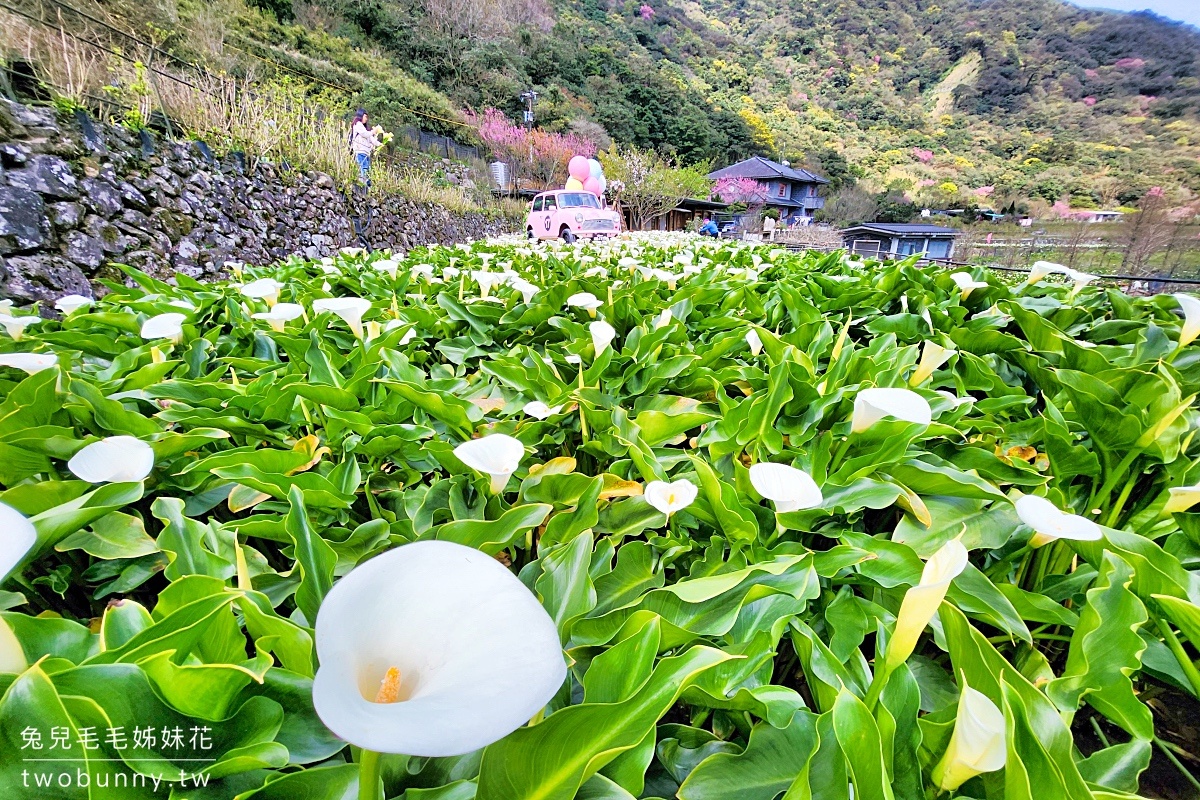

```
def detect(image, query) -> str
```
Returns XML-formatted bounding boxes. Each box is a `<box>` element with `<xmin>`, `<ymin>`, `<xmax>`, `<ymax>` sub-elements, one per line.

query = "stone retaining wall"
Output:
<box><xmin>0</xmin><ymin>100</ymin><xmax>515</xmax><ymax>304</ymax></box>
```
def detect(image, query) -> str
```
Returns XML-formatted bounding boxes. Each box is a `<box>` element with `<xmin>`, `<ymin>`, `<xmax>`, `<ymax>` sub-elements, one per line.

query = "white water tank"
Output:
<box><xmin>489</xmin><ymin>161</ymin><xmax>509</xmax><ymax>190</ymax></box>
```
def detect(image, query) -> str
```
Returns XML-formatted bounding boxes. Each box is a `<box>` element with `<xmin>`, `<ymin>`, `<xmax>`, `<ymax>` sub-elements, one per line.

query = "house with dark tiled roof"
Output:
<box><xmin>707</xmin><ymin>156</ymin><xmax>828</xmax><ymax>223</ymax></box>
<box><xmin>840</xmin><ymin>223</ymin><xmax>961</xmax><ymax>260</ymax></box>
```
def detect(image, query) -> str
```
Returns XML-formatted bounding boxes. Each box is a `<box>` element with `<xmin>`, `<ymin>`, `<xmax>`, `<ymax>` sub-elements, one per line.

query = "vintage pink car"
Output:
<box><xmin>525</xmin><ymin>190</ymin><xmax>622</xmax><ymax>242</ymax></box>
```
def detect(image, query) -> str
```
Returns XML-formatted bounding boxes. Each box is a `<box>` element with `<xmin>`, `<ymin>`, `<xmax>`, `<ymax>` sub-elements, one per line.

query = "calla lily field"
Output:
<box><xmin>1</xmin><ymin>234</ymin><xmax>1200</xmax><ymax>799</ymax></box>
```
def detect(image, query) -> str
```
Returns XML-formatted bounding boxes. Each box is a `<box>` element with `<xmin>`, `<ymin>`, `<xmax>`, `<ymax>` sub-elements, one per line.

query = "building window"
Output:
<box><xmin>777</xmin><ymin>183</ymin><xmax>788</xmax><ymax>198</ymax></box>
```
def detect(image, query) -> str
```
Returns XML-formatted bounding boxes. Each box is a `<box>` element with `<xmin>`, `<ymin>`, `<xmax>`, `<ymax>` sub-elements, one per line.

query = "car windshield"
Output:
<box><xmin>557</xmin><ymin>193</ymin><xmax>601</xmax><ymax>209</ymax></box>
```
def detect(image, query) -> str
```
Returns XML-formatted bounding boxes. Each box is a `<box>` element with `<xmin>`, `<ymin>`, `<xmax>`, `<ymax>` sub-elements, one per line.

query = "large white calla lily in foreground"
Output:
<box><xmin>644</xmin><ymin>479</ymin><xmax>698</xmax><ymax>520</ymax></box>
<box><xmin>749</xmin><ymin>463</ymin><xmax>822</xmax><ymax>513</ymax></box>
<box><xmin>590</xmin><ymin>320</ymin><xmax>617</xmax><ymax>356</ymax></box>
<box><xmin>909</xmin><ymin>341</ymin><xmax>956</xmax><ymax>386</ymax></box>
<box><xmin>882</xmin><ymin>538</ymin><xmax>968</xmax><ymax>674</ymax></box>
<box><xmin>0</xmin><ymin>353</ymin><xmax>58</xmax><ymax>374</ymax></box>
<box><xmin>313</xmin><ymin>540</ymin><xmax>566</xmax><ymax>756</ymax></box>
<box><xmin>746</xmin><ymin>328</ymin><xmax>763</xmax><ymax>356</ymax></box>
<box><xmin>851</xmin><ymin>388</ymin><xmax>932</xmax><ymax>433</ymax></box>
<box><xmin>313</xmin><ymin>297</ymin><xmax>372</xmax><ymax>339</ymax></box>
<box><xmin>141</xmin><ymin>313</ymin><xmax>187</xmax><ymax>343</ymax></box>
<box><xmin>1174</xmin><ymin>293</ymin><xmax>1200</xmax><ymax>349</ymax></box>
<box><xmin>68</xmin><ymin>436</ymin><xmax>155</xmax><ymax>483</ymax></box>
<box><xmin>1014</xmin><ymin>494</ymin><xmax>1101</xmax><ymax>547</ymax></box>
<box><xmin>932</xmin><ymin>678</ymin><xmax>1007</xmax><ymax>791</ymax></box>
<box><xmin>454</xmin><ymin>434</ymin><xmax>525</xmax><ymax>493</ymax></box>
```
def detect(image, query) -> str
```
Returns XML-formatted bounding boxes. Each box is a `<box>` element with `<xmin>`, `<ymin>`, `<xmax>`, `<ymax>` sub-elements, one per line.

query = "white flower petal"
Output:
<box><xmin>749</xmin><ymin>463</ymin><xmax>822</xmax><ymax>513</ymax></box>
<box><xmin>240</xmin><ymin>278</ymin><xmax>283</xmax><ymax>303</ymax></box>
<box><xmin>567</xmin><ymin>292</ymin><xmax>602</xmax><ymax>311</ymax></box>
<box><xmin>851</xmin><ymin>388</ymin><xmax>933</xmax><ymax>433</ymax></box>
<box><xmin>68</xmin><ymin>436</ymin><xmax>155</xmax><ymax>483</ymax></box>
<box><xmin>523</xmin><ymin>401</ymin><xmax>562</xmax><ymax>420</ymax></box>
<box><xmin>454</xmin><ymin>434</ymin><xmax>525</xmax><ymax>493</ymax></box>
<box><xmin>590</xmin><ymin>320</ymin><xmax>617</xmax><ymax>356</ymax></box>
<box><xmin>55</xmin><ymin>294</ymin><xmax>93</xmax><ymax>314</ymax></box>
<box><xmin>644</xmin><ymin>479</ymin><xmax>698</xmax><ymax>517</ymax></box>
<box><xmin>0</xmin><ymin>501</ymin><xmax>37</xmax><ymax>584</ymax></box>
<box><xmin>1015</xmin><ymin>494</ymin><xmax>1101</xmax><ymax>547</ymax></box>
<box><xmin>313</xmin><ymin>297</ymin><xmax>372</xmax><ymax>338</ymax></box>
<box><xmin>140</xmin><ymin>313</ymin><xmax>187</xmax><ymax>342</ymax></box>
<box><xmin>313</xmin><ymin>541</ymin><xmax>566</xmax><ymax>756</ymax></box>
<box><xmin>885</xmin><ymin>538</ymin><xmax>968</xmax><ymax>670</ymax></box>
<box><xmin>0</xmin><ymin>353</ymin><xmax>58</xmax><ymax>374</ymax></box>
<box><xmin>1174</xmin><ymin>293</ymin><xmax>1200</xmax><ymax>348</ymax></box>
<box><xmin>933</xmin><ymin>680</ymin><xmax>1006</xmax><ymax>791</ymax></box>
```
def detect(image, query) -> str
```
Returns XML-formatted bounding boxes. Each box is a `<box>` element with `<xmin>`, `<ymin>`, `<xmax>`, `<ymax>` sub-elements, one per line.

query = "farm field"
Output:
<box><xmin>1</xmin><ymin>234</ymin><xmax>1199</xmax><ymax>799</ymax></box>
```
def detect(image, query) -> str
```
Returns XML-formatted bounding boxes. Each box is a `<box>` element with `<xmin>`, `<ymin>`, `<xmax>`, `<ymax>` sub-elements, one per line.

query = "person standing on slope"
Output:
<box><xmin>350</xmin><ymin>109</ymin><xmax>383</xmax><ymax>187</ymax></box>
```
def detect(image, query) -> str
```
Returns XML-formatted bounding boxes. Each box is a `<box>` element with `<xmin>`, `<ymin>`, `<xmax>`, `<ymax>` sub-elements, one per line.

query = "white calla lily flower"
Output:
<box><xmin>0</xmin><ymin>353</ymin><xmax>57</xmax><ymax>374</ymax></box>
<box><xmin>68</xmin><ymin>436</ymin><xmax>155</xmax><ymax>483</ymax></box>
<box><xmin>0</xmin><ymin>314</ymin><xmax>40</xmax><ymax>341</ymax></box>
<box><xmin>374</xmin><ymin>260</ymin><xmax>400</xmax><ymax>279</ymax></box>
<box><xmin>0</xmin><ymin>501</ymin><xmax>37</xmax><ymax>584</ymax></box>
<box><xmin>55</xmin><ymin>294</ymin><xmax>93</xmax><ymax>314</ymax></box>
<box><xmin>252</xmin><ymin>303</ymin><xmax>305</xmax><ymax>332</ymax></box>
<box><xmin>1063</xmin><ymin>268</ymin><xmax>1097</xmax><ymax>293</ymax></box>
<box><xmin>936</xmin><ymin>390</ymin><xmax>975</xmax><ymax>409</ymax></box>
<box><xmin>590</xmin><ymin>320</ymin><xmax>617</xmax><ymax>356</ymax></box>
<box><xmin>454</xmin><ymin>434</ymin><xmax>525</xmax><ymax>493</ymax></box>
<box><xmin>1173</xmin><ymin>294</ymin><xmax>1200</xmax><ymax>349</ymax></box>
<box><xmin>932</xmin><ymin>679</ymin><xmax>1007</xmax><ymax>791</ymax></box>
<box><xmin>240</xmin><ymin>278</ymin><xmax>283</xmax><ymax>307</ymax></box>
<box><xmin>1027</xmin><ymin>260</ymin><xmax>1065</xmax><ymax>284</ymax></box>
<box><xmin>746</xmin><ymin>328</ymin><xmax>763</xmax><ymax>356</ymax></box>
<box><xmin>0</xmin><ymin>501</ymin><xmax>35</xmax><ymax>674</ymax></box>
<box><xmin>1165</xmin><ymin>482</ymin><xmax>1200</xmax><ymax>514</ymax></box>
<box><xmin>656</xmin><ymin>309</ymin><xmax>673</xmax><ymax>329</ymax></box>
<box><xmin>313</xmin><ymin>297</ymin><xmax>372</xmax><ymax>339</ymax></box>
<box><xmin>1014</xmin><ymin>494</ymin><xmax>1101</xmax><ymax>547</ymax></box>
<box><xmin>523</xmin><ymin>401</ymin><xmax>562</xmax><ymax>420</ymax></box>
<box><xmin>644</xmin><ymin>479</ymin><xmax>698</xmax><ymax>520</ymax></box>
<box><xmin>749</xmin><ymin>463</ymin><xmax>822</xmax><ymax>513</ymax></box>
<box><xmin>313</xmin><ymin>541</ymin><xmax>566</xmax><ymax>756</ymax></box>
<box><xmin>949</xmin><ymin>272</ymin><xmax>988</xmax><ymax>299</ymax></box>
<box><xmin>511</xmin><ymin>279</ymin><xmax>540</xmax><ymax>305</ymax></box>
<box><xmin>473</xmin><ymin>271</ymin><xmax>501</xmax><ymax>298</ymax></box>
<box><xmin>140</xmin><ymin>313</ymin><xmax>187</xmax><ymax>343</ymax></box>
<box><xmin>851</xmin><ymin>388</ymin><xmax>933</xmax><ymax>433</ymax></box>
<box><xmin>567</xmin><ymin>292</ymin><xmax>603</xmax><ymax>317</ymax></box>
<box><xmin>883</xmin><ymin>538</ymin><xmax>968</xmax><ymax>672</ymax></box>
<box><xmin>909</xmin><ymin>341</ymin><xmax>956</xmax><ymax>386</ymax></box>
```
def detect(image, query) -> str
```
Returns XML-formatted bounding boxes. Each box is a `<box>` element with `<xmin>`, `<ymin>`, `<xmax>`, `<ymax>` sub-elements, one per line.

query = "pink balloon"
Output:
<box><xmin>583</xmin><ymin>176</ymin><xmax>601</xmax><ymax>195</ymax></box>
<box><xmin>568</xmin><ymin>156</ymin><xmax>591</xmax><ymax>182</ymax></box>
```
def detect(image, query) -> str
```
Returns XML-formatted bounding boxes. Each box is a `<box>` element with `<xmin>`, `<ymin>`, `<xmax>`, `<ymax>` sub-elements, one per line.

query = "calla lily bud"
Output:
<box><xmin>1174</xmin><ymin>293</ymin><xmax>1200</xmax><ymax>349</ymax></box>
<box><xmin>749</xmin><ymin>462</ymin><xmax>822</xmax><ymax>513</ymax></box>
<box><xmin>313</xmin><ymin>541</ymin><xmax>566</xmax><ymax>756</ymax></box>
<box><xmin>590</xmin><ymin>320</ymin><xmax>617</xmax><ymax>356</ymax></box>
<box><xmin>454</xmin><ymin>434</ymin><xmax>525</xmax><ymax>493</ymax></box>
<box><xmin>909</xmin><ymin>341</ymin><xmax>956</xmax><ymax>386</ymax></box>
<box><xmin>851</xmin><ymin>388</ymin><xmax>932</xmax><ymax>433</ymax></box>
<box><xmin>932</xmin><ymin>679</ymin><xmax>1007</xmax><ymax>791</ymax></box>
<box><xmin>313</xmin><ymin>297</ymin><xmax>372</xmax><ymax>339</ymax></box>
<box><xmin>1014</xmin><ymin>494</ymin><xmax>1101</xmax><ymax>547</ymax></box>
<box><xmin>883</xmin><ymin>538</ymin><xmax>968</xmax><ymax>672</ymax></box>
<box><xmin>68</xmin><ymin>436</ymin><xmax>155</xmax><ymax>484</ymax></box>
<box><xmin>644</xmin><ymin>479</ymin><xmax>698</xmax><ymax>520</ymax></box>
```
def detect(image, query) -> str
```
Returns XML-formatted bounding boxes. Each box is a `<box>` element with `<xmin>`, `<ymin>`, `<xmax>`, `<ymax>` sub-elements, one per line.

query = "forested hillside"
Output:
<box><xmin>15</xmin><ymin>0</ymin><xmax>1200</xmax><ymax>212</ymax></box>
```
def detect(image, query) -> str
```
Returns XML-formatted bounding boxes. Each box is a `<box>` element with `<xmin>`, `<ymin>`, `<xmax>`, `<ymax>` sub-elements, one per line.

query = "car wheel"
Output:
<box><xmin>560</xmin><ymin>227</ymin><xmax>577</xmax><ymax>244</ymax></box>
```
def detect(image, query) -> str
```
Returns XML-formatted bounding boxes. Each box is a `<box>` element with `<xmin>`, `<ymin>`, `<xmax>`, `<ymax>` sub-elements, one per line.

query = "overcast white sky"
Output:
<box><xmin>1071</xmin><ymin>0</ymin><xmax>1200</xmax><ymax>27</ymax></box>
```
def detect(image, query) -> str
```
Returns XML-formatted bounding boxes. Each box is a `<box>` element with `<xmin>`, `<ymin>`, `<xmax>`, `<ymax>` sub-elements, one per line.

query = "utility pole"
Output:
<box><xmin>520</xmin><ymin>89</ymin><xmax>538</xmax><ymax>168</ymax></box>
